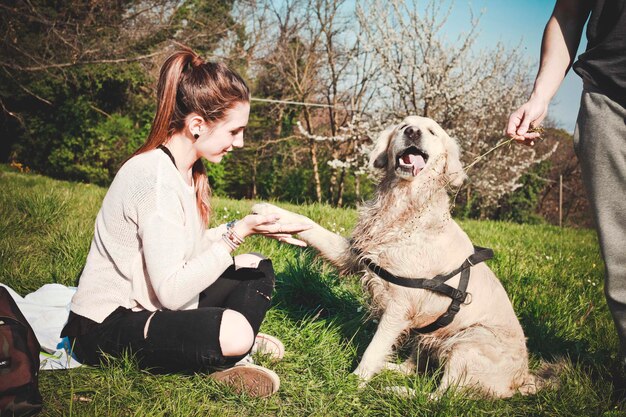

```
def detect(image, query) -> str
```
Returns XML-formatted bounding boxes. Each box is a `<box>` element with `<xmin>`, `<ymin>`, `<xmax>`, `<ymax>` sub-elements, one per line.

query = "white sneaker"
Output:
<box><xmin>251</xmin><ymin>333</ymin><xmax>285</xmax><ymax>360</ymax></box>
<box><xmin>210</xmin><ymin>363</ymin><xmax>280</xmax><ymax>398</ymax></box>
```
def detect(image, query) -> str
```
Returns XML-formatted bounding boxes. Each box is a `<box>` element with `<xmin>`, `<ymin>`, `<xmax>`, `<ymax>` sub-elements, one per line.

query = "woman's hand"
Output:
<box><xmin>232</xmin><ymin>214</ymin><xmax>312</xmax><ymax>247</ymax></box>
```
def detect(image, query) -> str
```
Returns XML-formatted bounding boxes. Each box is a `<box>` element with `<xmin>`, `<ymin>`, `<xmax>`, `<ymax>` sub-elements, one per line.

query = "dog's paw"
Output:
<box><xmin>428</xmin><ymin>391</ymin><xmax>442</xmax><ymax>401</ymax></box>
<box><xmin>383</xmin><ymin>361</ymin><xmax>415</xmax><ymax>376</ymax></box>
<box><xmin>352</xmin><ymin>366</ymin><xmax>375</xmax><ymax>382</ymax></box>
<box><xmin>384</xmin><ymin>386</ymin><xmax>417</xmax><ymax>398</ymax></box>
<box><xmin>383</xmin><ymin>386</ymin><xmax>441</xmax><ymax>401</ymax></box>
<box><xmin>251</xmin><ymin>203</ymin><xmax>280</xmax><ymax>216</ymax></box>
<box><xmin>251</xmin><ymin>203</ymin><xmax>311</xmax><ymax>226</ymax></box>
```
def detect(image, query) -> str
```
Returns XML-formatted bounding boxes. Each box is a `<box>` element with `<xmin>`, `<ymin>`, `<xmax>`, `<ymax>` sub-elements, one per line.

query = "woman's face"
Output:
<box><xmin>195</xmin><ymin>101</ymin><xmax>250</xmax><ymax>163</ymax></box>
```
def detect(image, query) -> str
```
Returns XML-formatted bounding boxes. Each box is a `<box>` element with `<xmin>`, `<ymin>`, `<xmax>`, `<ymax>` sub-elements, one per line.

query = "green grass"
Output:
<box><xmin>1</xmin><ymin>165</ymin><xmax>624</xmax><ymax>416</ymax></box>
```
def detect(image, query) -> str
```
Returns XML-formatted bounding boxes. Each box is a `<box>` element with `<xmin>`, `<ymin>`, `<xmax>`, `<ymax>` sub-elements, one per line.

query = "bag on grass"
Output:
<box><xmin>0</xmin><ymin>287</ymin><xmax>43</xmax><ymax>417</ymax></box>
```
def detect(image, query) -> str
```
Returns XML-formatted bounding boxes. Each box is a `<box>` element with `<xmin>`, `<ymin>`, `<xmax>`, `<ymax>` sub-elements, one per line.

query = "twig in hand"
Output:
<box><xmin>463</xmin><ymin>137</ymin><xmax>516</xmax><ymax>173</ymax></box>
<box><xmin>450</xmin><ymin>127</ymin><xmax>544</xmax><ymax>207</ymax></box>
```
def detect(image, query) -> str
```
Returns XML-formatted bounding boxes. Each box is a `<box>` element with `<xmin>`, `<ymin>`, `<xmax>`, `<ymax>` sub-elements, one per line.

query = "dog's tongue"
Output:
<box><xmin>404</xmin><ymin>153</ymin><xmax>426</xmax><ymax>176</ymax></box>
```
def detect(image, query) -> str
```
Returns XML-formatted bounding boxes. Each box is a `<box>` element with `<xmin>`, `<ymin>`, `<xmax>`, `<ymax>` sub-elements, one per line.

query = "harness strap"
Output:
<box><xmin>430</xmin><ymin>246</ymin><xmax>494</xmax><ymax>283</ymax></box>
<box><xmin>415</xmin><ymin>266</ymin><xmax>471</xmax><ymax>333</ymax></box>
<box><xmin>360</xmin><ymin>245</ymin><xmax>494</xmax><ymax>334</ymax></box>
<box><xmin>361</xmin><ymin>259</ymin><xmax>468</xmax><ymax>301</ymax></box>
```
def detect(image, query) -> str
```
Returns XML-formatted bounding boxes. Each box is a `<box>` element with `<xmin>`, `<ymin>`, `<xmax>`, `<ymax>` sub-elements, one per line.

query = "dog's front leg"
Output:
<box><xmin>252</xmin><ymin>202</ymin><xmax>350</xmax><ymax>268</ymax></box>
<box><xmin>353</xmin><ymin>305</ymin><xmax>410</xmax><ymax>382</ymax></box>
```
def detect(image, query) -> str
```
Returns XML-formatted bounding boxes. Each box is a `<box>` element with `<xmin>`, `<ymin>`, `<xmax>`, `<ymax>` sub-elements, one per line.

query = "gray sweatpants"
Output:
<box><xmin>574</xmin><ymin>83</ymin><xmax>626</xmax><ymax>358</ymax></box>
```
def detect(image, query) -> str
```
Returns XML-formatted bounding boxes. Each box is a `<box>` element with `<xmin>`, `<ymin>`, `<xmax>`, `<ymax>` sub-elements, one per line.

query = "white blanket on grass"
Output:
<box><xmin>1</xmin><ymin>283</ymin><xmax>82</xmax><ymax>370</ymax></box>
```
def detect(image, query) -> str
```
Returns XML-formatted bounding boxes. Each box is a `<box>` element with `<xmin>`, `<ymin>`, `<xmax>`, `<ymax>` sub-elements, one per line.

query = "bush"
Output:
<box><xmin>8</xmin><ymin>63</ymin><xmax>151</xmax><ymax>185</ymax></box>
<box><xmin>47</xmin><ymin>114</ymin><xmax>148</xmax><ymax>185</ymax></box>
<box><xmin>494</xmin><ymin>161</ymin><xmax>551</xmax><ymax>224</ymax></box>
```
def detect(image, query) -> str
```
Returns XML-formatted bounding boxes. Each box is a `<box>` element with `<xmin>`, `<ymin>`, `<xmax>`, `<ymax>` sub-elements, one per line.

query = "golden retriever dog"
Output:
<box><xmin>253</xmin><ymin>116</ymin><xmax>550</xmax><ymax>398</ymax></box>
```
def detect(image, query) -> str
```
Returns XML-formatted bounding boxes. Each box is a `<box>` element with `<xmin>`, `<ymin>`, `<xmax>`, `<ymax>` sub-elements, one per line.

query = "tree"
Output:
<box><xmin>0</xmin><ymin>0</ymin><xmax>237</xmax><ymax>183</ymax></box>
<box><xmin>312</xmin><ymin>0</ymin><xmax>378</xmax><ymax>206</ymax></box>
<box><xmin>356</xmin><ymin>0</ymin><xmax>557</xmax><ymax>215</ymax></box>
<box><xmin>221</xmin><ymin>0</ymin><xmax>323</xmax><ymax>201</ymax></box>
<box><xmin>239</xmin><ymin>0</ymin><xmax>378</xmax><ymax>206</ymax></box>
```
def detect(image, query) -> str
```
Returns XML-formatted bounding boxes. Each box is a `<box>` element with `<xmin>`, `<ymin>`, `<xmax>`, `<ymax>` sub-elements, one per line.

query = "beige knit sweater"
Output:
<box><xmin>70</xmin><ymin>149</ymin><xmax>234</xmax><ymax>323</ymax></box>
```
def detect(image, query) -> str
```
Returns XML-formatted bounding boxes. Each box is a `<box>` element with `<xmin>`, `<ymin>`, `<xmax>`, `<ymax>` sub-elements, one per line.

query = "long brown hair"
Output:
<box><xmin>132</xmin><ymin>46</ymin><xmax>249</xmax><ymax>225</ymax></box>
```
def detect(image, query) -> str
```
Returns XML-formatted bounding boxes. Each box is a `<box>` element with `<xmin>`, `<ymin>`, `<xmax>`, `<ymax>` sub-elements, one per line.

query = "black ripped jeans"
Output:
<box><xmin>62</xmin><ymin>260</ymin><xmax>275</xmax><ymax>373</ymax></box>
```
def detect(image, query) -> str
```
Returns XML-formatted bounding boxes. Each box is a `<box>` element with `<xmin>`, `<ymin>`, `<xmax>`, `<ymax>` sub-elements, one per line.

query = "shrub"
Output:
<box><xmin>47</xmin><ymin>114</ymin><xmax>148</xmax><ymax>185</ymax></box>
<box><xmin>494</xmin><ymin>161</ymin><xmax>551</xmax><ymax>224</ymax></box>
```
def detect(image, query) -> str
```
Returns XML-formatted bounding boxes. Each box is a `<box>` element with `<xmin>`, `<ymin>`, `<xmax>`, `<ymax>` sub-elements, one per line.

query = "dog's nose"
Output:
<box><xmin>405</xmin><ymin>126</ymin><xmax>421</xmax><ymax>141</ymax></box>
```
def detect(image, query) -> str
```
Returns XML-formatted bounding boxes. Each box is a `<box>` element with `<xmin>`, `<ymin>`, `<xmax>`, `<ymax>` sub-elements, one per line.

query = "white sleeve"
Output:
<box><xmin>137</xmin><ymin>188</ymin><xmax>233</xmax><ymax>310</ymax></box>
<box><xmin>201</xmin><ymin>223</ymin><xmax>228</xmax><ymax>250</ymax></box>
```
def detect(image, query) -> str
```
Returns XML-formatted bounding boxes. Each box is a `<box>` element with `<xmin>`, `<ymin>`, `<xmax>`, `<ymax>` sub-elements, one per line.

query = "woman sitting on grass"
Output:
<box><xmin>61</xmin><ymin>47</ymin><xmax>310</xmax><ymax>398</ymax></box>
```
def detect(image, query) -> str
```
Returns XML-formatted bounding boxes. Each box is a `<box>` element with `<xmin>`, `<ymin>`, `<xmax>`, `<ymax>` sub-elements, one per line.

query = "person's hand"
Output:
<box><xmin>232</xmin><ymin>214</ymin><xmax>312</xmax><ymax>247</ymax></box>
<box><xmin>506</xmin><ymin>96</ymin><xmax>548</xmax><ymax>146</ymax></box>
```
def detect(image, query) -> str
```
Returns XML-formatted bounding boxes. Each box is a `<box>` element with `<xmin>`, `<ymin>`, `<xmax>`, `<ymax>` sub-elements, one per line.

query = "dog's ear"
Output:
<box><xmin>372</xmin><ymin>152</ymin><xmax>388</xmax><ymax>169</ymax></box>
<box><xmin>444</xmin><ymin>134</ymin><xmax>467</xmax><ymax>187</ymax></box>
<box><xmin>369</xmin><ymin>125</ymin><xmax>395</xmax><ymax>170</ymax></box>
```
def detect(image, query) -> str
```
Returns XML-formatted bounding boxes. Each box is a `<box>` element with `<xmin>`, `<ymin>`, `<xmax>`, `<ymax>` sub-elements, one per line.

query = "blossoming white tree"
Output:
<box><xmin>353</xmin><ymin>0</ymin><xmax>558</xmax><ymax>212</ymax></box>
<box><xmin>228</xmin><ymin>0</ymin><xmax>558</xmax><ymax>212</ymax></box>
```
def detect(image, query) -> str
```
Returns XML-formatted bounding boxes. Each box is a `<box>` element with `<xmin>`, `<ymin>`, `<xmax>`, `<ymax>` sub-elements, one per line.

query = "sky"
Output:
<box><xmin>443</xmin><ymin>0</ymin><xmax>586</xmax><ymax>133</ymax></box>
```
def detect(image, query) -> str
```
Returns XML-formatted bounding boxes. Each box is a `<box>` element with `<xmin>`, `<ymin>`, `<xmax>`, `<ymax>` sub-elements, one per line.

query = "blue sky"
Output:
<box><xmin>444</xmin><ymin>0</ymin><xmax>586</xmax><ymax>133</ymax></box>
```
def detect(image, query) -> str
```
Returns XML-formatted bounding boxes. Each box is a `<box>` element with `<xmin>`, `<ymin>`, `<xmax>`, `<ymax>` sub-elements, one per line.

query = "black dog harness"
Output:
<box><xmin>360</xmin><ymin>246</ymin><xmax>494</xmax><ymax>334</ymax></box>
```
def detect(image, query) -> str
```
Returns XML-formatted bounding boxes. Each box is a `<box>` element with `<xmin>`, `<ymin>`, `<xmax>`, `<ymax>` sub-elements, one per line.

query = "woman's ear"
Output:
<box><xmin>369</xmin><ymin>125</ymin><xmax>396</xmax><ymax>170</ymax></box>
<box><xmin>186</xmin><ymin>114</ymin><xmax>206</xmax><ymax>138</ymax></box>
<box><xmin>444</xmin><ymin>134</ymin><xmax>467</xmax><ymax>187</ymax></box>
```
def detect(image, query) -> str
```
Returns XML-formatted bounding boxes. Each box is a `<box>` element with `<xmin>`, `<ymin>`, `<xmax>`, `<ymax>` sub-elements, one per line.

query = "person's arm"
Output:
<box><xmin>140</xmin><ymin>210</ymin><xmax>235</xmax><ymax>310</ymax></box>
<box><xmin>202</xmin><ymin>215</ymin><xmax>310</xmax><ymax>251</ymax></box>
<box><xmin>506</xmin><ymin>0</ymin><xmax>591</xmax><ymax>144</ymax></box>
<box><xmin>142</xmin><ymin>206</ymin><xmax>310</xmax><ymax>310</ymax></box>
<box><xmin>201</xmin><ymin>223</ymin><xmax>228</xmax><ymax>248</ymax></box>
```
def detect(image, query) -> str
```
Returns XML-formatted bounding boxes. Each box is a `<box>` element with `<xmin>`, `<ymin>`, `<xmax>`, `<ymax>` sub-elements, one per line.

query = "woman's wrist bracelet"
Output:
<box><xmin>227</xmin><ymin>220</ymin><xmax>245</xmax><ymax>242</ymax></box>
<box><xmin>222</xmin><ymin>220</ymin><xmax>245</xmax><ymax>251</ymax></box>
<box><xmin>221</xmin><ymin>233</ymin><xmax>238</xmax><ymax>250</ymax></box>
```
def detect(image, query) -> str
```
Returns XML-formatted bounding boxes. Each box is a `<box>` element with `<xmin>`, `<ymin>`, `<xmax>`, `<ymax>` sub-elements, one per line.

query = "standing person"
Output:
<box><xmin>506</xmin><ymin>0</ymin><xmax>626</xmax><ymax>365</ymax></box>
<box><xmin>61</xmin><ymin>47</ymin><xmax>311</xmax><ymax>398</ymax></box>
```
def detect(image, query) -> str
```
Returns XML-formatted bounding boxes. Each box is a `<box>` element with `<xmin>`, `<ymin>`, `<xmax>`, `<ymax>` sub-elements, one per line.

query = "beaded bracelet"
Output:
<box><xmin>222</xmin><ymin>220</ymin><xmax>245</xmax><ymax>251</ymax></box>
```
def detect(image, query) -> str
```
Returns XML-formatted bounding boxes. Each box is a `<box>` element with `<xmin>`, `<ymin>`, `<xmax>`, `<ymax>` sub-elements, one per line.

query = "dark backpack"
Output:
<box><xmin>0</xmin><ymin>287</ymin><xmax>43</xmax><ymax>417</ymax></box>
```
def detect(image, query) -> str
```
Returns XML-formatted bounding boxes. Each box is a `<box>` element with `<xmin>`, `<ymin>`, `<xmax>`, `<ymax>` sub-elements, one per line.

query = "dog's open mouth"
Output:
<box><xmin>396</xmin><ymin>146</ymin><xmax>428</xmax><ymax>177</ymax></box>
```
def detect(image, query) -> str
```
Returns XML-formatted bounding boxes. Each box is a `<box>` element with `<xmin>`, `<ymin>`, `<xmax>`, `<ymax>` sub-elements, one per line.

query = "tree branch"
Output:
<box><xmin>0</xmin><ymin>52</ymin><xmax>161</xmax><ymax>72</ymax></box>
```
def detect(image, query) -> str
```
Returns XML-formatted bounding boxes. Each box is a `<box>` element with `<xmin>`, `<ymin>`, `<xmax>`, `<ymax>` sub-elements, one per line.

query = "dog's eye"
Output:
<box><xmin>428</xmin><ymin>128</ymin><xmax>436</xmax><ymax>136</ymax></box>
<box><xmin>399</xmin><ymin>124</ymin><xmax>407</xmax><ymax>130</ymax></box>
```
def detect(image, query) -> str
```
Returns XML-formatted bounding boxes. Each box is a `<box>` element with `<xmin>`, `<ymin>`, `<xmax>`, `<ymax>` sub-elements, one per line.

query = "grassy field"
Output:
<box><xmin>1</xmin><ymin>165</ymin><xmax>624</xmax><ymax>416</ymax></box>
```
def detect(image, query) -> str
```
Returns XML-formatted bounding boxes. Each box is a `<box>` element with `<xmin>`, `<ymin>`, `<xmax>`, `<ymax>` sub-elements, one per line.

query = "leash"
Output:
<box><xmin>359</xmin><ymin>246</ymin><xmax>494</xmax><ymax>333</ymax></box>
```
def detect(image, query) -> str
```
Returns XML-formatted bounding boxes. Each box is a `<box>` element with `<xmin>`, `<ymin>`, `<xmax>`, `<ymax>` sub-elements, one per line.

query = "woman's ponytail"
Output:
<box><xmin>133</xmin><ymin>49</ymin><xmax>196</xmax><ymax>156</ymax></box>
